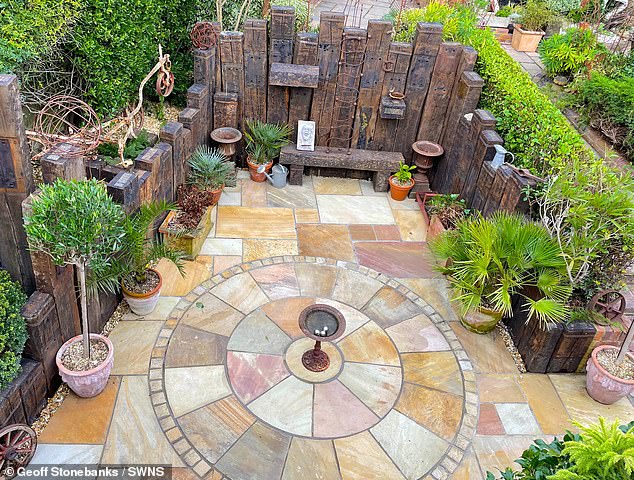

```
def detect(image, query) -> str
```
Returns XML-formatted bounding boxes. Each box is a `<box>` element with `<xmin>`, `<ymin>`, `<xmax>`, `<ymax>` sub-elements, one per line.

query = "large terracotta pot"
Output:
<box><xmin>460</xmin><ymin>307</ymin><xmax>504</xmax><ymax>334</ymax></box>
<box><xmin>511</xmin><ymin>25</ymin><xmax>545</xmax><ymax>52</ymax></box>
<box><xmin>56</xmin><ymin>334</ymin><xmax>114</xmax><ymax>398</ymax></box>
<box><xmin>389</xmin><ymin>176</ymin><xmax>414</xmax><ymax>201</ymax></box>
<box><xmin>122</xmin><ymin>268</ymin><xmax>163</xmax><ymax>316</ymax></box>
<box><xmin>247</xmin><ymin>158</ymin><xmax>272</xmax><ymax>182</ymax></box>
<box><xmin>586</xmin><ymin>345</ymin><xmax>634</xmax><ymax>404</ymax></box>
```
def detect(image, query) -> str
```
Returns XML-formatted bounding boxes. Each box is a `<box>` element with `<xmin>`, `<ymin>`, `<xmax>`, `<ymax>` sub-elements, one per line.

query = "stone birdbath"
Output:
<box><xmin>298</xmin><ymin>304</ymin><xmax>346</xmax><ymax>372</ymax></box>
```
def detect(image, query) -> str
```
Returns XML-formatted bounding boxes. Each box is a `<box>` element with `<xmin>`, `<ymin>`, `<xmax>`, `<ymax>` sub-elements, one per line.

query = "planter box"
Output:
<box><xmin>511</xmin><ymin>25</ymin><xmax>545</xmax><ymax>52</ymax></box>
<box><xmin>0</xmin><ymin>358</ymin><xmax>48</xmax><ymax>426</ymax></box>
<box><xmin>547</xmin><ymin>321</ymin><xmax>596</xmax><ymax>373</ymax></box>
<box><xmin>159</xmin><ymin>206</ymin><xmax>215</xmax><ymax>260</ymax></box>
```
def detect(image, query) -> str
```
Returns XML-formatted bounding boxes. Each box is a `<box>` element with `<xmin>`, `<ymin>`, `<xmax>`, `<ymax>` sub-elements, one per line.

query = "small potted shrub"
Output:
<box><xmin>25</xmin><ymin>179</ymin><xmax>125</xmax><ymax>397</ymax></box>
<box><xmin>0</xmin><ymin>269</ymin><xmax>28</xmax><ymax>391</ymax></box>
<box><xmin>430</xmin><ymin>212</ymin><xmax>571</xmax><ymax>334</ymax></box>
<box><xmin>120</xmin><ymin>201</ymin><xmax>186</xmax><ymax>316</ymax></box>
<box><xmin>389</xmin><ymin>161</ymin><xmax>416</xmax><ymax>201</ymax></box>
<box><xmin>420</xmin><ymin>193</ymin><xmax>470</xmax><ymax>240</ymax></box>
<box><xmin>159</xmin><ymin>146</ymin><xmax>235</xmax><ymax>259</ymax></box>
<box><xmin>512</xmin><ymin>0</ymin><xmax>554</xmax><ymax>52</ymax></box>
<box><xmin>244</xmin><ymin>120</ymin><xmax>292</xmax><ymax>182</ymax></box>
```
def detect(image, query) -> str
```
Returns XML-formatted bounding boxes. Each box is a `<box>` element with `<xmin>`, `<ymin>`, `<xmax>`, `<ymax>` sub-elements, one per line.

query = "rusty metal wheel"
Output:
<box><xmin>190</xmin><ymin>21</ymin><xmax>217</xmax><ymax>50</ymax></box>
<box><xmin>588</xmin><ymin>290</ymin><xmax>626</xmax><ymax>322</ymax></box>
<box><xmin>0</xmin><ymin>425</ymin><xmax>37</xmax><ymax>478</ymax></box>
<box><xmin>156</xmin><ymin>70</ymin><xmax>175</xmax><ymax>97</ymax></box>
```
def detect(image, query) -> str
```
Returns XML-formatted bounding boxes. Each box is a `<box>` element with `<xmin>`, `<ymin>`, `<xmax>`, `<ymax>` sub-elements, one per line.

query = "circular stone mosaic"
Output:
<box><xmin>151</xmin><ymin>257</ymin><xmax>478</xmax><ymax>480</ymax></box>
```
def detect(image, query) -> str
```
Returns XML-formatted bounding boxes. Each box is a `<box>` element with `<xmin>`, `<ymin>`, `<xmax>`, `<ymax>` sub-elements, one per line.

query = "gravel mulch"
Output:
<box><xmin>597</xmin><ymin>348</ymin><xmax>634</xmax><ymax>380</ymax></box>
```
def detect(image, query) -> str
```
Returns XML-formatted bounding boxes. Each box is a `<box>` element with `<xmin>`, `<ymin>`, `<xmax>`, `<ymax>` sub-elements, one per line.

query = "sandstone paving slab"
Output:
<box><xmin>297</xmin><ymin>224</ymin><xmax>356</xmax><ymax>261</ymax></box>
<box><xmin>242</xmin><ymin>179</ymin><xmax>267</xmax><ymax>208</ymax></box>
<box><xmin>388</xmin><ymin>195</ymin><xmax>419</xmax><ymax>211</ymax></box>
<box><xmin>313</xmin><ymin>177</ymin><xmax>362</xmax><ymax>195</ymax></box>
<box><xmin>359</xmin><ymin>179</ymin><xmax>388</xmax><ymax>197</ymax></box>
<box><xmin>477</xmin><ymin>374</ymin><xmax>526</xmax><ymax>404</ymax></box>
<box><xmin>495</xmin><ymin>403</ymin><xmax>541</xmax><ymax>435</ymax></box>
<box><xmin>518</xmin><ymin>374</ymin><xmax>571</xmax><ymax>435</ymax></box>
<box><xmin>226</xmin><ymin>351</ymin><xmax>290</xmax><ymax>404</ymax></box>
<box><xmin>331</xmin><ymin>268</ymin><xmax>383</xmax><ymax>309</ymax></box>
<box><xmin>363</xmin><ymin>286</ymin><xmax>423</xmax><ymax>329</ymax></box>
<box><xmin>334</xmin><ymin>431</ymin><xmax>406</xmax><ymax>480</ymax></box>
<box><xmin>338</xmin><ymin>362</ymin><xmax>402</xmax><ymax>417</ymax></box>
<box><xmin>386</xmin><ymin>314</ymin><xmax>450</xmax><ymax>352</ymax></box>
<box><xmin>294</xmin><ymin>208</ymin><xmax>320</xmax><ymax>223</ymax></box>
<box><xmin>337</xmin><ymin>321</ymin><xmax>400</xmax><ymax>366</ymax></box>
<box><xmin>473</xmin><ymin>435</ymin><xmax>540</xmax><ymax>477</ymax></box>
<box><xmin>285</xmin><ymin>338</ymin><xmax>343</xmax><ymax>383</ymax></box>
<box><xmin>294</xmin><ymin>263</ymin><xmax>337</xmax><ymax>297</ymax></box>
<box><xmin>348</xmin><ymin>224</ymin><xmax>376</xmax><ymax>241</ymax></box>
<box><xmin>164</xmin><ymin>325</ymin><xmax>228</xmax><ymax>368</ymax></box>
<box><xmin>395</xmin><ymin>383</ymin><xmax>463</xmax><ymax>441</ymax></box>
<box><xmin>281</xmin><ymin>438</ymin><xmax>340</xmax><ymax>480</ymax></box>
<box><xmin>38</xmin><ymin>377</ymin><xmax>119</xmax><ymax>444</ymax></box>
<box><xmin>250</xmin><ymin>263</ymin><xmax>300</xmax><ymax>299</ymax></box>
<box><xmin>450</xmin><ymin>323</ymin><xmax>518</xmax><ymax>373</ymax></box>
<box><xmin>477</xmin><ymin>403</ymin><xmax>506</xmax><ymax>436</ymax></box>
<box><xmin>122</xmin><ymin>296</ymin><xmax>179</xmax><ymax>321</ymax></box>
<box><xmin>247</xmin><ymin>376</ymin><xmax>313</xmax><ymax>436</ymax></box>
<box><xmin>393</xmin><ymin>210</ymin><xmax>427</xmax><ymax>242</ymax></box>
<box><xmin>397</xmin><ymin>278</ymin><xmax>457</xmax><ymax>322</ymax></box>
<box><xmin>180</xmin><ymin>293</ymin><xmax>244</xmax><ymax>337</ymax></box>
<box><xmin>216</xmin><ymin>206</ymin><xmax>296</xmax><ymax>239</ymax></box>
<box><xmin>261</xmin><ymin>297</ymin><xmax>316</xmax><ymax>339</ymax></box>
<box><xmin>178</xmin><ymin>396</ymin><xmax>255</xmax><ymax>464</ymax></box>
<box><xmin>30</xmin><ymin>444</ymin><xmax>103</xmax><ymax>464</ymax></box>
<box><xmin>355</xmin><ymin>242</ymin><xmax>435</xmax><ymax>278</ymax></box>
<box><xmin>218</xmin><ymin>191</ymin><xmax>241</xmax><ymax>206</ymax></box>
<box><xmin>452</xmin><ymin>447</ymin><xmax>485</xmax><ymax>480</ymax></box>
<box><xmin>165</xmin><ymin>365</ymin><xmax>231</xmax><ymax>417</ymax></box>
<box><xmin>215</xmin><ymin>422</ymin><xmax>291</xmax><ymax>480</ymax></box>
<box><xmin>317</xmin><ymin>195</ymin><xmax>395</xmax><ymax>224</ymax></box>
<box><xmin>243</xmin><ymin>239</ymin><xmax>299</xmax><ymax>262</ymax></box>
<box><xmin>227</xmin><ymin>309</ymin><xmax>292</xmax><ymax>355</ymax></box>
<box><xmin>108</xmin><ymin>320</ymin><xmax>162</xmax><ymax>375</ymax></box>
<box><xmin>317</xmin><ymin>298</ymin><xmax>371</xmax><ymax>340</ymax></box>
<box><xmin>401</xmin><ymin>352</ymin><xmax>464</xmax><ymax>396</ymax></box>
<box><xmin>371</xmin><ymin>409</ymin><xmax>449</xmax><ymax>480</ymax></box>
<box><xmin>212</xmin><ymin>255</ymin><xmax>243</xmax><ymax>274</ymax></box>
<box><xmin>155</xmin><ymin>256</ymin><xmax>212</xmax><ymax>296</ymax></box>
<box><xmin>102</xmin><ymin>376</ymin><xmax>183</xmax><ymax>466</ymax></box>
<box><xmin>210</xmin><ymin>272</ymin><xmax>269</xmax><ymax>314</ymax></box>
<box><xmin>267</xmin><ymin>180</ymin><xmax>317</xmax><ymax>209</ymax></box>
<box><xmin>374</xmin><ymin>225</ymin><xmax>402</xmax><ymax>240</ymax></box>
<box><xmin>200</xmin><ymin>238</ymin><xmax>243</xmax><ymax>256</ymax></box>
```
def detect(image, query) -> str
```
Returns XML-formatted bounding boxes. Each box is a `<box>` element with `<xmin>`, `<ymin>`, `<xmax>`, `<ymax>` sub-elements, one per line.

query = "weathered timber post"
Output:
<box><xmin>193</xmin><ymin>47</ymin><xmax>216</xmax><ymax>135</ymax></box>
<box><xmin>219</xmin><ymin>32</ymin><xmax>246</xmax><ymax>130</ymax></box>
<box><xmin>186</xmin><ymin>84</ymin><xmax>210</xmax><ymax>147</ymax></box>
<box><xmin>461</xmin><ymin>129</ymin><xmax>503</xmax><ymax>205</ymax></box>
<box><xmin>41</xmin><ymin>143</ymin><xmax>86</xmax><ymax>183</ymax></box>
<box><xmin>244</xmin><ymin>19</ymin><xmax>268</xmax><ymax>123</ymax></box>
<box><xmin>267</xmin><ymin>6</ymin><xmax>295</xmax><ymax>125</ymax></box>
<box><xmin>288</xmin><ymin>32</ymin><xmax>319</xmax><ymax>141</ymax></box>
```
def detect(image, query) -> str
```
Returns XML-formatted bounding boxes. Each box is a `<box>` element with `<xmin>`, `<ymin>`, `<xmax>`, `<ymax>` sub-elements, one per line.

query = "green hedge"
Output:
<box><xmin>0</xmin><ymin>270</ymin><xmax>28</xmax><ymax>391</ymax></box>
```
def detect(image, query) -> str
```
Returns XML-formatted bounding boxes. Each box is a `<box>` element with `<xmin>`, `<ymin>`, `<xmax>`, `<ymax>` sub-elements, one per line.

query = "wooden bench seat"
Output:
<box><xmin>279</xmin><ymin>145</ymin><xmax>404</xmax><ymax>192</ymax></box>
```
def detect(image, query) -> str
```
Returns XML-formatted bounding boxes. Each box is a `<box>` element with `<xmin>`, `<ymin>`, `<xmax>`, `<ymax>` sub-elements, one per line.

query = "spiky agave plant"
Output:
<box><xmin>188</xmin><ymin>146</ymin><xmax>236</xmax><ymax>190</ymax></box>
<box><xmin>430</xmin><ymin>211</ymin><xmax>571</xmax><ymax>327</ymax></box>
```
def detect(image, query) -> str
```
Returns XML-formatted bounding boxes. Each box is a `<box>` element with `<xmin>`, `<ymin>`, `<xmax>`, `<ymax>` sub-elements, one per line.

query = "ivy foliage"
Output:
<box><xmin>0</xmin><ymin>270</ymin><xmax>28</xmax><ymax>391</ymax></box>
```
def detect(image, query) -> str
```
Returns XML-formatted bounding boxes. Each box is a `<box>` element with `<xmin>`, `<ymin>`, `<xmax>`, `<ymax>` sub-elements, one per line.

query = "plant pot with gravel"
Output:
<box><xmin>24</xmin><ymin>179</ymin><xmax>125</xmax><ymax>397</ymax></box>
<box><xmin>389</xmin><ymin>161</ymin><xmax>416</xmax><ymax>201</ymax></box>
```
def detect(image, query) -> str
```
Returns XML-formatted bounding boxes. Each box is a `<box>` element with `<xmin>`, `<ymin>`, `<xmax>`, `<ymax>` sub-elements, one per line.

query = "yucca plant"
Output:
<box><xmin>430</xmin><ymin>212</ymin><xmax>571</xmax><ymax>327</ymax></box>
<box><xmin>187</xmin><ymin>146</ymin><xmax>236</xmax><ymax>191</ymax></box>
<box><xmin>244</xmin><ymin>120</ymin><xmax>292</xmax><ymax>164</ymax></box>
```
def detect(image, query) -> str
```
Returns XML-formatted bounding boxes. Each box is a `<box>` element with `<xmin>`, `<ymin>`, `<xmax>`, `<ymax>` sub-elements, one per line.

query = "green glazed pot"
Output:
<box><xmin>460</xmin><ymin>307</ymin><xmax>504</xmax><ymax>334</ymax></box>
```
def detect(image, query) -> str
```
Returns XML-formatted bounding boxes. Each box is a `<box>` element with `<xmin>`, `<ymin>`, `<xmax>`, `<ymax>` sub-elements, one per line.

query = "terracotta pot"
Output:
<box><xmin>586</xmin><ymin>345</ymin><xmax>634</xmax><ymax>404</ymax></box>
<box><xmin>511</xmin><ymin>25</ymin><xmax>545</xmax><ymax>52</ymax></box>
<box><xmin>159</xmin><ymin>206</ymin><xmax>214</xmax><ymax>260</ymax></box>
<box><xmin>122</xmin><ymin>268</ymin><xmax>162</xmax><ymax>316</ymax></box>
<box><xmin>247</xmin><ymin>158</ymin><xmax>273</xmax><ymax>182</ymax></box>
<box><xmin>56</xmin><ymin>334</ymin><xmax>114</xmax><ymax>398</ymax></box>
<box><xmin>460</xmin><ymin>306</ymin><xmax>504</xmax><ymax>334</ymax></box>
<box><xmin>389</xmin><ymin>176</ymin><xmax>414</xmax><ymax>201</ymax></box>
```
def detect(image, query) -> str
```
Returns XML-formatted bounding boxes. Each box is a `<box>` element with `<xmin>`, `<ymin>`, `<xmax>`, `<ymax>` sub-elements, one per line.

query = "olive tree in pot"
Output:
<box><xmin>244</xmin><ymin>120</ymin><xmax>292</xmax><ymax>182</ymax></box>
<box><xmin>430</xmin><ymin>212</ymin><xmax>571</xmax><ymax>334</ymax></box>
<box><xmin>24</xmin><ymin>179</ymin><xmax>125</xmax><ymax>397</ymax></box>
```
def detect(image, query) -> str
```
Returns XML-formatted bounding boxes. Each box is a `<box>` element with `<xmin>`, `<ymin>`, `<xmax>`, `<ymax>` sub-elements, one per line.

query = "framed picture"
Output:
<box><xmin>297</xmin><ymin>120</ymin><xmax>316</xmax><ymax>151</ymax></box>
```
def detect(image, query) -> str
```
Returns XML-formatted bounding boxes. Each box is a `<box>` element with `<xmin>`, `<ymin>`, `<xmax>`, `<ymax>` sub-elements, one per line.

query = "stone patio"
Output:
<box><xmin>34</xmin><ymin>174</ymin><xmax>634</xmax><ymax>479</ymax></box>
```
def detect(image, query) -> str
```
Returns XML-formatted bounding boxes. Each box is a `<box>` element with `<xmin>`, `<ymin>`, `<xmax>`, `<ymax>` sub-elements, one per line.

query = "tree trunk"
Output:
<box><xmin>77</xmin><ymin>261</ymin><xmax>91</xmax><ymax>359</ymax></box>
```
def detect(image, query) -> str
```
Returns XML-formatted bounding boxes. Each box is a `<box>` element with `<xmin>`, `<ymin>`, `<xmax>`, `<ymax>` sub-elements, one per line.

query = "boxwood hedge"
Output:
<box><xmin>0</xmin><ymin>270</ymin><xmax>28</xmax><ymax>391</ymax></box>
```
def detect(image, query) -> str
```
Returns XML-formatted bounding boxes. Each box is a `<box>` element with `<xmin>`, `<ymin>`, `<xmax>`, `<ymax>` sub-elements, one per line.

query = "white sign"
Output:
<box><xmin>297</xmin><ymin>120</ymin><xmax>316</xmax><ymax>151</ymax></box>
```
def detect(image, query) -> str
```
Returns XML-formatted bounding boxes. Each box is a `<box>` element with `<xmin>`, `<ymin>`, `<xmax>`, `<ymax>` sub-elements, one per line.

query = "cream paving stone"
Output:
<box><xmin>178</xmin><ymin>396</ymin><xmax>256</xmax><ymax>464</ymax></box>
<box><xmin>213</xmin><ymin>255</ymin><xmax>243</xmax><ymax>274</ymax></box>
<box><xmin>495</xmin><ymin>403</ymin><xmax>541</xmax><ymax>435</ymax></box>
<box><xmin>294</xmin><ymin>208</ymin><xmax>320</xmax><ymax>223</ymax></box>
<box><xmin>164</xmin><ymin>365</ymin><xmax>231</xmax><ymax>417</ymax></box>
<box><xmin>215</xmin><ymin>422</ymin><xmax>291</xmax><ymax>480</ymax></box>
<box><xmin>180</xmin><ymin>292</ymin><xmax>244</xmax><ymax>337</ymax></box>
<box><xmin>478</xmin><ymin>374</ymin><xmax>526</xmax><ymax>403</ymax></box>
<box><xmin>371</xmin><ymin>410</ymin><xmax>448</xmax><ymax>480</ymax></box>
<box><xmin>242</xmin><ymin>179</ymin><xmax>268</xmax><ymax>208</ymax></box>
<box><xmin>393</xmin><ymin>210</ymin><xmax>427</xmax><ymax>241</ymax></box>
<box><xmin>261</xmin><ymin>296</ymin><xmax>316</xmax><ymax>339</ymax></box>
<box><xmin>297</xmin><ymin>224</ymin><xmax>356</xmax><ymax>261</ymax></box>
<box><xmin>122</xmin><ymin>296</ymin><xmax>179</xmax><ymax>321</ymax></box>
<box><xmin>337</xmin><ymin>321</ymin><xmax>400</xmax><ymax>366</ymax></box>
<box><xmin>227</xmin><ymin>309</ymin><xmax>293</xmax><ymax>355</ymax></box>
<box><xmin>243</xmin><ymin>239</ymin><xmax>298</xmax><ymax>262</ymax></box>
<box><xmin>335</xmin><ymin>431</ymin><xmax>406</xmax><ymax>480</ymax></box>
<box><xmin>165</xmin><ymin>325</ymin><xmax>228</xmax><ymax>368</ymax></box>
<box><xmin>331</xmin><ymin>268</ymin><xmax>383</xmax><ymax>309</ymax></box>
<box><xmin>388</xmin><ymin>195</ymin><xmax>420</xmax><ymax>210</ymax></box>
<box><xmin>295</xmin><ymin>263</ymin><xmax>337</xmax><ymax>297</ymax></box>
<box><xmin>338</xmin><ymin>362</ymin><xmax>402</xmax><ymax>416</ymax></box>
<box><xmin>201</xmin><ymin>238</ymin><xmax>243</xmax><ymax>256</ymax></box>
<box><xmin>317</xmin><ymin>298</ymin><xmax>371</xmax><ymax>340</ymax></box>
<box><xmin>386</xmin><ymin>314</ymin><xmax>450</xmax><ymax>352</ymax></box>
<box><xmin>216</xmin><ymin>206</ymin><xmax>296</xmax><ymax>239</ymax></box>
<box><xmin>102</xmin><ymin>376</ymin><xmax>183</xmax><ymax>466</ymax></box>
<box><xmin>317</xmin><ymin>195</ymin><xmax>395</xmax><ymax>224</ymax></box>
<box><xmin>398</xmin><ymin>278</ymin><xmax>458</xmax><ymax>322</ymax></box>
<box><xmin>108</xmin><ymin>321</ymin><xmax>162</xmax><ymax>375</ymax></box>
<box><xmin>250</xmin><ymin>262</ymin><xmax>300</xmax><ymax>299</ymax></box>
<box><xmin>451</xmin><ymin>323</ymin><xmax>518</xmax><ymax>373</ymax></box>
<box><xmin>285</xmin><ymin>338</ymin><xmax>342</xmax><ymax>383</ymax></box>
<box><xmin>363</xmin><ymin>286</ymin><xmax>423</xmax><ymax>329</ymax></box>
<box><xmin>473</xmin><ymin>436</ymin><xmax>538</xmax><ymax>476</ymax></box>
<box><xmin>155</xmin><ymin>256</ymin><xmax>213</xmax><ymax>296</ymax></box>
<box><xmin>267</xmin><ymin>178</ymin><xmax>317</xmax><ymax>209</ymax></box>
<box><xmin>248</xmin><ymin>376</ymin><xmax>313</xmax><ymax>436</ymax></box>
<box><xmin>452</xmin><ymin>447</ymin><xmax>484</xmax><ymax>480</ymax></box>
<box><xmin>518</xmin><ymin>374</ymin><xmax>572</xmax><ymax>435</ymax></box>
<box><xmin>402</xmin><ymin>352</ymin><xmax>464</xmax><ymax>396</ymax></box>
<box><xmin>313</xmin><ymin>176</ymin><xmax>362</xmax><ymax>195</ymax></box>
<box><xmin>218</xmin><ymin>191</ymin><xmax>241</xmax><ymax>206</ymax></box>
<box><xmin>281</xmin><ymin>438</ymin><xmax>341</xmax><ymax>480</ymax></box>
<box><xmin>30</xmin><ymin>444</ymin><xmax>103</xmax><ymax>464</ymax></box>
<box><xmin>549</xmin><ymin>374</ymin><xmax>634</xmax><ymax>426</ymax></box>
<box><xmin>359</xmin><ymin>180</ymin><xmax>388</xmax><ymax>197</ymax></box>
<box><xmin>210</xmin><ymin>272</ymin><xmax>269</xmax><ymax>313</ymax></box>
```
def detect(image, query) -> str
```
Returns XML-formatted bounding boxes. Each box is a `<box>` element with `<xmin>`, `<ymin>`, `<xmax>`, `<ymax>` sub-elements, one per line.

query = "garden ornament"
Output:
<box><xmin>492</xmin><ymin>144</ymin><xmax>514</xmax><ymax>168</ymax></box>
<box><xmin>257</xmin><ymin>163</ymin><xmax>288</xmax><ymax>188</ymax></box>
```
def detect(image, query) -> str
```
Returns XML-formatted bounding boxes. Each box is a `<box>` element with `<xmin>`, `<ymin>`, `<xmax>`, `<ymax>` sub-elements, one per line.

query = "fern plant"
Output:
<box><xmin>188</xmin><ymin>146</ymin><xmax>236</xmax><ymax>191</ymax></box>
<box><xmin>244</xmin><ymin>120</ymin><xmax>292</xmax><ymax>165</ymax></box>
<box><xmin>430</xmin><ymin>212</ymin><xmax>571</xmax><ymax>326</ymax></box>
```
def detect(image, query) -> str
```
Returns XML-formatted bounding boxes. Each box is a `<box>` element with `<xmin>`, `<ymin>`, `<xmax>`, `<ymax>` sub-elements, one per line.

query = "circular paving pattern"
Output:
<box><xmin>150</xmin><ymin>257</ymin><xmax>478</xmax><ymax>480</ymax></box>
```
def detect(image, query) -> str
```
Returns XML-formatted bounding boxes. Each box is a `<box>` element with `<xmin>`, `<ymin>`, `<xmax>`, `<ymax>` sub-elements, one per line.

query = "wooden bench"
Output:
<box><xmin>279</xmin><ymin>145</ymin><xmax>404</xmax><ymax>192</ymax></box>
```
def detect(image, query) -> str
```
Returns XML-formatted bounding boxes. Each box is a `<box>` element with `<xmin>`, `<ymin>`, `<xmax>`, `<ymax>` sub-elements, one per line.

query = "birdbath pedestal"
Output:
<box><xmin>298</xmin><ymin>304</ymin><xmax>346</xmax><ymax>372</ymax></box>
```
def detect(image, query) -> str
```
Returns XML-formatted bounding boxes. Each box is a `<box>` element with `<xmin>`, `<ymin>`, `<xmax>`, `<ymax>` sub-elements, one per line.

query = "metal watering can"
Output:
<box><xmin>257</xmin><ymin>163</ymin><xmax>288</xmax><ymax>188</ymax></box>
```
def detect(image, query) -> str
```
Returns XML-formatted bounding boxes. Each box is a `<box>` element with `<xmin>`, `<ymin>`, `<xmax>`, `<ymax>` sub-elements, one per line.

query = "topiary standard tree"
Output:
<box><xmin>24</xmin><ymin>179</ymin><xmax>125</xmax><ymax>359</ymax></box>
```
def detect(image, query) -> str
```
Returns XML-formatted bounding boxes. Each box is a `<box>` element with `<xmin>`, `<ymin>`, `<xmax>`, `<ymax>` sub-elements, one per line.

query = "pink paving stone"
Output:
<box><xmin>374</xmin><ymin>225</ymin><xmax>401</xmax><ymax>241</ymax></box>
<box><xmin>250</xmin><ymin>263</ymin><xmax>300</xmax><ymax>300</ymax></box>
<box><xmin>354</xmin><ymin>242</ymin><xmax>436</xmax><ymax>278</ymax></box>
<box><xmin>477</xmin><ymin>403</ymin><xmax>505</xmax><ymax>435</ymax></box>
<box><xmin>313</xmin><ymin>380</ymin><xmax>380</xmax><ymax>438</ymax></box>
<box><xmin>386</xmin><ymin>317</ymin><xmax>450</xmax><ymax>353</ymax></box>
<box><xmin>226</xmin><ymin>351</ymin><xmax>290</xmax><ymax>404</ymax></box>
